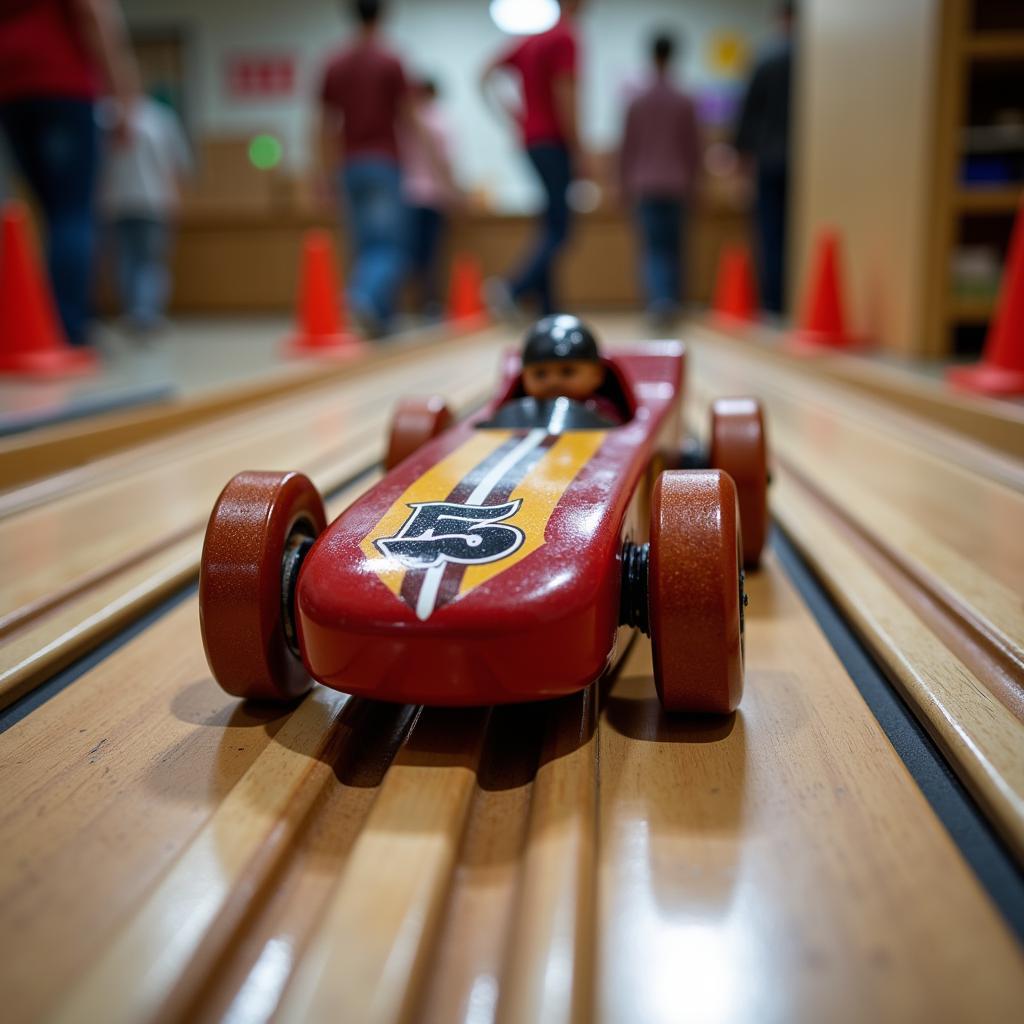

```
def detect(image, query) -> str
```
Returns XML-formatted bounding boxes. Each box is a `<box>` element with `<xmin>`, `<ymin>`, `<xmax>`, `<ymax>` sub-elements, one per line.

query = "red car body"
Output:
<box><xmin>294</xmin><ymin>342</ymin><xmax>685</xmax><ymax>705</ymax></box>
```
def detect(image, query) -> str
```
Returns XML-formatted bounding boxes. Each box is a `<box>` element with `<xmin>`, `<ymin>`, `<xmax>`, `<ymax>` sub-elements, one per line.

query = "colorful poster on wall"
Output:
<box><xmin>707</xmin><ymin>31</ymin><xmax>749</xmax><ymax>79</ymax></box>
<box><xmin>226</xmin><ymin>54</ymin><xmax>297</xmax><ymax>98</ymax></box>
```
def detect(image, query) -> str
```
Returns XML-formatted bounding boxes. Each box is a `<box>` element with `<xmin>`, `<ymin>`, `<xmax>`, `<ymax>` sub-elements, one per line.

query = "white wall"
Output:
<box><xmin>124</xmin><ymin>0</ymin><xmax>779</xmax><ymax>210</ymax></box>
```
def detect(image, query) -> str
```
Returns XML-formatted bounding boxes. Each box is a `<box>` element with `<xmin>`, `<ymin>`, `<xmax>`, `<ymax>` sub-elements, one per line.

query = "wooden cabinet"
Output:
<box><xmin>795</xmin><ymin>0</ymin><xmax>1023</xmax><ymax>357</ymax></box>
<box><xmin>167</xmin><ymin>202</ymin><xmax>749</xmax><ymax>314</ymax></box>
<box><xmin>926</xmin><ymin>0</ymin><xmax>1024</xmax><ymax>357</ymax></box>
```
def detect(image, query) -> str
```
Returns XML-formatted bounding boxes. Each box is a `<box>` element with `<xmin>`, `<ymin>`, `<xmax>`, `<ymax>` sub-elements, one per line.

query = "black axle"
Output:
<box><xmin>281</xmin><ymin>532</ymin><xmax>315</xmax><ymax>657</ymax></box>
<box><xmin>619</xmin><ymin>541</ymin><xmax>651</xmax><ymax>635</ymax></box>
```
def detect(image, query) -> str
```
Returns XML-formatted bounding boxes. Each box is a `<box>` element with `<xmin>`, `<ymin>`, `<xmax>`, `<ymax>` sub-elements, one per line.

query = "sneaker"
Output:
<box><xmin>351</xmin><ymin>304</ymin><xmax>385</xmax><ymax>340</ymax></box>
<box><xmin>483</xmin><ymin>277</ymin><xmax>527</xmax><ymax>324</ymax></box>
<box><xmin>646</xmin><ymin>302</ymin><xmax>680</xmax><ymax>335</ymax></box>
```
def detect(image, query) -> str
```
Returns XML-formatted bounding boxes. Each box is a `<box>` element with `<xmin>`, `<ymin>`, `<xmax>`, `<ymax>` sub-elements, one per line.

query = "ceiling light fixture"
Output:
<box><xmin>489</xmin><ymin>0</ymin><xmax>560</xmax><ymax>36</ymax></box>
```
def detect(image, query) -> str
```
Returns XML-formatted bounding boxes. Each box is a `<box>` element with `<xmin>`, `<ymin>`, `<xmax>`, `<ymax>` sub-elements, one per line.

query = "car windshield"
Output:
<box><xmin>478</xmin><ymin>396</ymin><xmax>616</xmax><ymax>432</ymax></box>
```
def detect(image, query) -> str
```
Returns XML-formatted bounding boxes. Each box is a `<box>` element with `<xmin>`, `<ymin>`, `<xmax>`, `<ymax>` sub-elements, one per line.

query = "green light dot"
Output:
<box><xmin>249</xmin><ymin>134</ymin><xmax>282</xmax><ymax>171</ymax></box>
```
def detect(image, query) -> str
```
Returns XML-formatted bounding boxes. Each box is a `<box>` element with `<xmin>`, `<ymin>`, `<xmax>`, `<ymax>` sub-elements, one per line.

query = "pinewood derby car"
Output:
<box><xmin>199</xmin><ymin>320</ymin><xmax>769</xmax><ymax>714</ymax></box>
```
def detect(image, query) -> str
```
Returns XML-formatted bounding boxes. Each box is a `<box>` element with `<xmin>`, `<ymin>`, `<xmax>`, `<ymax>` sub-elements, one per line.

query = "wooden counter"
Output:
<box><xmin>168</xmin><ymin>203</ymin><xmax>749</xmax><ymax>313</ymax></box>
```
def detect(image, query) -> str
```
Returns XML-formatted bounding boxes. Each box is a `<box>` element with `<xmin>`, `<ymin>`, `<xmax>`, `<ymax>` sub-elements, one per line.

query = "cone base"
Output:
<box><xmin>0</xmin><ymin>345</ymin><xmax>99</xmax><ymax>377</ymax></box>
<box><xmin>946</xmin><ymin>361</ymin><xmax>1024</xmax><ymax>397</ymax></box>
<box><xmin>283</xmin><ymin>333</ymin><xmax>366</xmax><ymax>359</ymax></box>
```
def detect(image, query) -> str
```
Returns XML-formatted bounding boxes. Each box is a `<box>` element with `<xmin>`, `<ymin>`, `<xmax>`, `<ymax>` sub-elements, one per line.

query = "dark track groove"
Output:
<box><xmin>774</xmin><ymin>526</ymin><xmax>1024</xmax><ymax>941</ymax></box>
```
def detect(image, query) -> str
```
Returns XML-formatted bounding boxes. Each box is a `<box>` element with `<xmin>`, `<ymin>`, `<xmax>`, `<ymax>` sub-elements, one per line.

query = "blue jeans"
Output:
<box><xmin>112</xmin><ymin>216</ymin><xmax>171</xmax><ymax>327</ymax></box>
<box><xmin>339</xmin><ymin>157</ymin><xmax>405</xmax><ymax>329</ymax></box>
<box><xmin>755</xmin><ymin>162</ymin><xmax>788</xmax><ymax>315</ymax></box>
<box><xmin>636</xmin><ymin>198</ymin><xmax>687</xmax><ymax>312</ymax></box>
<box><xmin>0</xmin><ymin>97</ymin><xmax>99</xmax><ymax>346</ymax></box>
<box><xmin>510</xmin><ymin>142</ymin><xmax>573</xmax><ymax>315</ymax></box>
<box><xmin>406</xmin><ymin>205</ymin><xmax>446</xmax><ymax>314</ymax></box>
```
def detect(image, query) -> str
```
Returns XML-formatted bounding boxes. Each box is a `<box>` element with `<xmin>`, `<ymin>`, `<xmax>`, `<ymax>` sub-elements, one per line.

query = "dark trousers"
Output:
<box><xmin>510</xmin><ymin>142</ymin><xmax>573</xmax><ymax>315</ymax></box>
<box><xmin>0</xmin><ymin>97</ymin><xmax>99</xmax><ymax>346</ymax></box>
<box><xmin>111</xmin><ymin>216</ymin><xmax>172</xmax><ymax>327</ymax></box>
<box><xmin>406</xmin><ymin>205</ymin><xmax>446</xmax><ymax>315</ymax></box>
<box><xmin>635</xmin><ymin>197</ymin><xmax>687</xmax><ymax>312</ymax></box>
<box><xmin>755</xmin><ymin>162</ymin><xmax>788</xmax><ymax>315</ymax></box>
<box><xmin>339</xmin><ymin>157</ymin><xmax>405</xmax><ymax>328</ymax></box>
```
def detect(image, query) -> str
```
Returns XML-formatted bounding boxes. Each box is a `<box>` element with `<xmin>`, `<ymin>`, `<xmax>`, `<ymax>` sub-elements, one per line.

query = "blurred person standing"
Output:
<box><xmin>0</xmin><ymin>0</ymin><xmax>138</xmax><ymax>347</ymax></box>
<box><xmin>318</xmin><ymin>0</ymin><xmax>412</xmax><ymax>338</ymax></box>
<box><xmin>734</xmin><ymin>1</ymin><xmax>794</xmax><ymax>315</ymax></box>
<box><xmin>619</xmin><ymin>31</ymin><xmax>701</xmax><ymax>328</ymax></box>
<box><xmin>101</xmin><ymin>92</ymin><xmax>192</xmax><ymax>333</ymax></box>
<box><xmin>401</xmin><ymin>78</ymin><xmax>458</xmax><ymax>321</ymax></box>
<box><xmin>481</xmin><ymin>0</ymin><xmax>587</xmax><ymax>317</ymax></box>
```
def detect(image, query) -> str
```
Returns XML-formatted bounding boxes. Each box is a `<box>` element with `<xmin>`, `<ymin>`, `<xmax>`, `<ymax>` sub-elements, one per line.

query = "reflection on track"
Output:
<box><xmin>1</xmin><ymin>318</ymin><xmax>1022</xmax><ymax>1022</ymax></box>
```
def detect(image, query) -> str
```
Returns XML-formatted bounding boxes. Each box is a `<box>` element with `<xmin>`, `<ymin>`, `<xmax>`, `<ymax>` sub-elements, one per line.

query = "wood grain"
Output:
<box><xmin>6</xmin><ymin>555</ymin><xmax>1021</xmax><ymax>1024</ymax></box>
<box><xmin>0</xmin><ymin>320</ymin><xmax>485</xmax><ymax>494</ymax></box>
<box><xmin>0</xmin><ymin>335</ymin><xmax>506</xmax><ymax>709</ymax></box>
<box><xmin>0</xmin><ymin>335</ymin><xmax>503</xmax><ymax>620</ymax></box>
<box><xmin>691</xmin><ymin>320</ymin><xmax>1024</xmax><ymax>462</ymax></box>
<box><xmin>687</xmin><ymin>328</ymin><xmax>1024</xmax><ymax>862</ymax></box>
<box><xmin>597</xmin><ymin>566</ymin><xmax>1022</xmax><ymax>1024</ymax></box>
<box><xmin>771</xmin><ymin>466</ymin><xmax>1024</xmax><ymax>859</ymax></box>
<box><xmin>1</xmin><ymin>315</ymin><xmax>1022</xmax><ymax>1024</ymax></box>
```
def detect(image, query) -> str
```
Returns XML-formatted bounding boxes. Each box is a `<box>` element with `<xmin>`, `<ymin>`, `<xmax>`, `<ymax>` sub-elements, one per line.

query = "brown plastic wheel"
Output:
<box><xmin>649</xmin><ymin>469</ymin><xmax>744</xmax><ymax>714</ymax></box>
<box><xmin>709</xmin><ymin>397</ymin><xmax>769</xmax><ymax>568</ymax></box>
<box><xmin>384</xmin><ymin>395</ymin><xmax>453</xmax><ymax>471</ymax></box>
<box><xmin>199</xmin><ymin>471</ymin><xmax>327</xmax><ymax>701</ymax></box>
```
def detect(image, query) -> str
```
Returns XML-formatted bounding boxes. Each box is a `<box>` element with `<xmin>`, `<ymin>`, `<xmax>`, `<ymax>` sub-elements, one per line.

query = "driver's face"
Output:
<box><xmin>522</xmin><ymin>359</ymin><xmax>604</xmax><ymax>402</ymax></box>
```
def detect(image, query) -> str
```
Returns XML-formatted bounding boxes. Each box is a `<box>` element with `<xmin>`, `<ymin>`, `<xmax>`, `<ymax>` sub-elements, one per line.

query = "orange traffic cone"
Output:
<box><xmin>284</xmin><ymin>230</ymin><xmax>363</xmax><ymax>357</ymax></box>
<box><xmin>788</xmin><ymin>230</ymin><xmax>855</xmax><ymax>353</ymax></box>
<box><xmin>446</xmin><ymin>253</ymin><xmax>487</xmax><ymax>327</ymax></box>
<box><xmin>711</xmin><ymin>243</ymin><xmax>757</xmax><ymax>324</ymax></box>
<box><xmin>0</xmin><ymin>201</ymin><xmax>98</xmax><ymax>376</ymax></box>
<box><xmin>947</xmin><ymin>203</ymin><xmax>1024</xmax><ymax>397</ymax></box>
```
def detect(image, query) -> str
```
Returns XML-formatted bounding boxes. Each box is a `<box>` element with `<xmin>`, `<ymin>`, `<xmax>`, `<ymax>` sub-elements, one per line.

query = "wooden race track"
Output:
<box><xmin>0</xmin><ymin>316</ymin><xmax>1021</xmax><ymax>1023</ymax></box>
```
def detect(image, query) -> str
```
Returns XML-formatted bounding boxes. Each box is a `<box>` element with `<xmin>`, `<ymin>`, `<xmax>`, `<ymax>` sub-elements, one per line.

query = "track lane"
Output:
<box><xmin>0</xmin><ymin>333</ymin><xmax>509</xmax><ymax>710</ymax></box>
<box><xmin>685</xmin><ymin>333</ymin><xmax>1024</xmax><ymax>861</ymax></box>
<box><xmin>596</xmin><ymin>559</ymin><xmax>1022</xmax><ymax>1024</ymax></box>
<box><xmin>1</xmin><ymin>318</ymin><xmax>1021</xmax><ymax>1023</ymax></box>
<box><xmin>15</xmin><ymin>555</ymin><xmax>1018</xmax><ymax>1024</ymax></box>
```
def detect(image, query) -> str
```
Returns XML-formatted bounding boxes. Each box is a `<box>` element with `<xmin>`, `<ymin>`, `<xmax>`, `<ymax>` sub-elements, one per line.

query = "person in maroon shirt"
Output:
<box><xmin>0</xmin><ymin>0</ymin><xmax>138</xmax><ymax>346</ymax></box>
<box><xmin>620</xmin><ymin>32</ymin><xmax>701</xmax><ymax>328</ymax></box>
<box><xmin>318</xmin><ymin>0</ymin><xmax>412</xmax><ymax>337</ymax></box>
<box><xmin>481</xmin><ymin>0</ymin><xmax>587</xmax><ymax>317</ymax></box>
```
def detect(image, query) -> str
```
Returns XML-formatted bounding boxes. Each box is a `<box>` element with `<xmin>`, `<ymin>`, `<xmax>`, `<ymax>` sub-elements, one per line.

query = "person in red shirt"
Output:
<box><xmin>619</xmin><ymin>32</ymin><xmax>701</xmax><ymax>328</ymax></box>
<box><xmin>318</xmin><ymin>0</ymin><xmax>412</xmax><ymax>337</ymax></box>
<box><xmin>481</xmin><ymin>0</ymin><xmax>587</xmax><ymax>317</ymax></box>
<box><xmin>0</xmin><ymin>0</ymin><xmax>138</xmax><ymax>347</ymax></box>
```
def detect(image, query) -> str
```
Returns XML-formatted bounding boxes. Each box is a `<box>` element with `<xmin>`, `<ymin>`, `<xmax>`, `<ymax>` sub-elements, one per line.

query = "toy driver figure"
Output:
<box><xmin>520</xmin><ymin>315</ymin><xmax>625</xmax><ymax>425</ymax></box>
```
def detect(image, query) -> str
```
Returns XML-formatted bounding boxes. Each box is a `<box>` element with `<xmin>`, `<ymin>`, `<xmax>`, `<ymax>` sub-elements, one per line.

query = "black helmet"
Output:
<box><xmin>522</xmin><ymin>315</ymin><xmax>600</xmax><ymax>365</ymax></box>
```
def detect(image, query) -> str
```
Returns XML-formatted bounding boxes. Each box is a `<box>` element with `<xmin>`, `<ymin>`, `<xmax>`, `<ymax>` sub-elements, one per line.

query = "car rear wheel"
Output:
<box><xmin>708</xmin><ymin>397</ymin><xmax>768</xmax><ymax>568</ymax></box>
<box><xmin>200</xmin><ymin>471</ymin><xmax>326</xmax><ymax>701</ymax></box>
<box><xmin>384</xmin><ymin>395</ymin><xmax>453</xmax><ymax>471</ymax></box>
<box><xmin>648</xmin><ymin>469</ymin><xmax>744</xmax><ymax>714</ymax></box>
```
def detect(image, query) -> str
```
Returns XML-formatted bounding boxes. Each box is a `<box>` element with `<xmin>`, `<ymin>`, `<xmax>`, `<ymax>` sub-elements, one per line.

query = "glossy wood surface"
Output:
<box><xmin>686</xmin><ymin>328</ymin><xmax>1024</xmax><ymax>860</ymax></box>
<box><xmin>0</xmin><ymin>331</ymin><xmax>507</xmax><ymax>710</ymax></box>
<box><xmin>4</xmin><ymin>549</ymin><xmax>1020</xmax><ymax>1024</ymax></box>
<box><xmin>693</xmin><ymin>319</ymin><xmax>1024</xmax><ymax>462</ymax></box>
<box><xmin>0</xmin><ymin>320</ymin><xmax>485</xmax><ymax>498</ymax></box>
<box><xmin>1</xmin><ymin>318</ymin><xmax>1022</xmax><ymax>1023</ymax></box>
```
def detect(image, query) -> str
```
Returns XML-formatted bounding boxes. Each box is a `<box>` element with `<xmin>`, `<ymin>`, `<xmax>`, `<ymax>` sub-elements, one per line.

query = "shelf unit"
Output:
<box><xmin>954</xmin><ymin>186</ymin><xmax>1022</xmax><ymax>212</ymax></box>
<box><xmin>925</xmin><ymin>0</ymin><xmax>1024</xmax><ymax>357</ymax></box>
